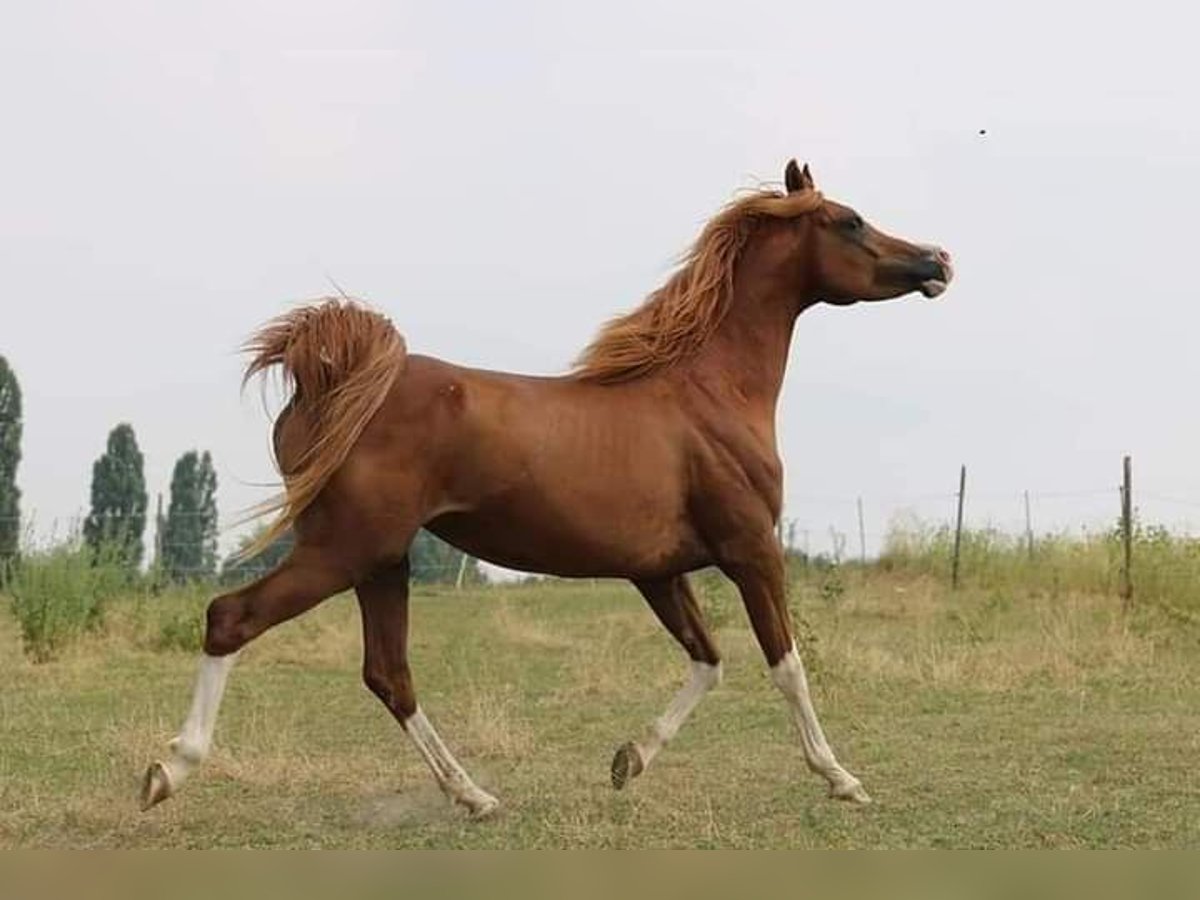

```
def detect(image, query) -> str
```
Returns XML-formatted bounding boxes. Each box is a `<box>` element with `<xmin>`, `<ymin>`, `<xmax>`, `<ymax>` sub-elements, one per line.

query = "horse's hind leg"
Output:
<box><xmin>357</xmin><ymin>559</ymin><xmax>499</xmax><ymax>819</ymax></box>
<box><xmin>611</xmin><ymin>575</ymin><xmax>723</xmax><ymax>789</ymax></box>
<box><xmin>140</xmin><ymin>546</ymin><xmax>354</xmax><ymax>810</ymax></box>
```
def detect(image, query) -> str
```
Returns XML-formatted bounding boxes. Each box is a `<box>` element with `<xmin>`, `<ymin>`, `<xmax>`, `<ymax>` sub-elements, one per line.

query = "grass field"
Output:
<box><xmin>1</xmin><ymin>570</ymin><xmax>1198</xmax><ymax>848</ymax></box>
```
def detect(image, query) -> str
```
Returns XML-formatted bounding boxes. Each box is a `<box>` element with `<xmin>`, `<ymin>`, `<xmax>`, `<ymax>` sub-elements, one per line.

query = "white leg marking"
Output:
<box><xmin>770</xmin><ymin>643</ymin><xmax>870</xmax><ymax>803</ymax></box>
<box><xmin>156</xmin><ymin>653</ymin><xmax>237</xmax><ymax>797</ymax></box>
<box><xmin>403</xmin><ymin>706</ymin><xmax>499</xmax><ymax>818</ymax></box>
<box><xmin>635</xmin><ymin>660</ymin><xmax>722</xmax><ymax>769</ymax></box>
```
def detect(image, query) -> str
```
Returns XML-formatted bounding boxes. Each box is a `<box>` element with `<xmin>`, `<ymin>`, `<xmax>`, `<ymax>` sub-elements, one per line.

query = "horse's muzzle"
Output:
<box><xmin>914</xmin><ymin>246</ymin><xmax>953</xmax><ymax>298</ymax></box>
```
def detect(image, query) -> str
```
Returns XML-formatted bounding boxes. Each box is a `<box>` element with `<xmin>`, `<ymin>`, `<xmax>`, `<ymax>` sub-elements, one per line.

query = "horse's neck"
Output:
<box><xmin>688</xmin><ymin>279</ymin><xmax>807</xmax><ymax>414</ymax></box>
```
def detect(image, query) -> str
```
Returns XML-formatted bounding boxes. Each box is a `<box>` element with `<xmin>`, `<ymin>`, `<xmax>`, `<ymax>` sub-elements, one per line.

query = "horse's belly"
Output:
<box><xmin>425</xmin><ymin>503</ymin><xmax>709</xmax><ymax>579</ymax></box>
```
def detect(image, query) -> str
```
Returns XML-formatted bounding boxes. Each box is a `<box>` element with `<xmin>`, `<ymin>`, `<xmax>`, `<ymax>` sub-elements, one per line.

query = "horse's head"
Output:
<box><xmin>779</xmin><ymin>159</ymin><xmax>953</xmax><ymax>307</ymax></box>
<box><xmin>573</xmin><ymin>161</ymin><xmax>954</xmax><ymax>384</ymax></box>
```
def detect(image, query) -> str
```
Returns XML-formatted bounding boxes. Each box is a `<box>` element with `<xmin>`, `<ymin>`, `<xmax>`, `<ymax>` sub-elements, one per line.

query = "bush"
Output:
<box><xmin>154</xmin><ymin>608</ymin><xmax>204</xmax><ymax>653</ymax></box>
<box><xmin>144</xmin><ymin>582</ymin><xmax>209</xmax><ymax>653</ymax></box>
<box><xmin>7</xmin><ymin>541</ymin><xmax>128</xmax><ymax>662</ymax></box>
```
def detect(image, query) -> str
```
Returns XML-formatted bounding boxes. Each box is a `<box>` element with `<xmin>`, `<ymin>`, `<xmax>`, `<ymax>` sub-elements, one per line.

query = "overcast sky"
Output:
<box><xmin>3</xmin><ymin>1</ymin><xmax>1199</xmax><ymax>568</ymax></box>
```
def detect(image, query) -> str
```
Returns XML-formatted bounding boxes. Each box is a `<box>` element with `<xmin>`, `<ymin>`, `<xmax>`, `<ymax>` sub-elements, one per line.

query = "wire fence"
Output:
<box><xmin>781</xmin><ymin>480</ymin><xmax>1200</xmax><ymax>564</ymax></box>
<box><xmin>5</xmin><ymin>457</ymin><xmax>1200</xmax><ymax>583</ymax></box>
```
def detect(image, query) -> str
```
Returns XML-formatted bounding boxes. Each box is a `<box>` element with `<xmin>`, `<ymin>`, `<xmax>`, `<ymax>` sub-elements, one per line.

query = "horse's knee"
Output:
<box><xmin>203</xmin><ymin>594</ymin><xmax>247</xmax><ymax>656</ymax></box>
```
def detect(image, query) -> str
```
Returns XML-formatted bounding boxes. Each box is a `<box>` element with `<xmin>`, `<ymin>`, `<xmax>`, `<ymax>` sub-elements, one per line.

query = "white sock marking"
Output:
<box><xmin>635</xmin><ymin>659</ymin><xmax>722</xmax><ymax>768</ymax></box>
<box><xmin>403</xmin><ymin>706</ymin><xmax>497</xmax><ymax>815</ymax></box>
<box><xmin>160</xmin><ymin>653</ymin><xmax>237</xmax><ymax>792</ymax></box>
<box><xmin>770</xmin><ymin>642</ymin><xmax>863</xmax><ymax>796</ymax></box>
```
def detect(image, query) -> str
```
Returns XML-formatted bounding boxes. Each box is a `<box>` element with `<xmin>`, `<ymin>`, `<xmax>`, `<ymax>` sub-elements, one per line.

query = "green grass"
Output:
<box><xmin>1</xmin><ymin>573</ymin><xmax>1198</xmax><ymax>848</ymax></box>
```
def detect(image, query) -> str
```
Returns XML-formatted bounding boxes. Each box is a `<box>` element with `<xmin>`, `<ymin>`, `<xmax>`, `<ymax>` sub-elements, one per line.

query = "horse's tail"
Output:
<box><xmin>240</xmin><ymin>298</ymin><xmax>406</xmax><ymax>558</ymax></box>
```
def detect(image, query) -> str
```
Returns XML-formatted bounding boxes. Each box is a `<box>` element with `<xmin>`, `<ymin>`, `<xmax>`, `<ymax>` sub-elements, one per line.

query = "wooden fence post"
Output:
<box><xmin>455</xmin><ymin>552</ymin><xmax>469</xmax><ymax>590</ymax></box>
<box><xmin>1119</xmin><ymin>454</ymin><xmax>1133</xmax><ymax>609</ymax></box>
<box><xmin>829</xmin><ymin>527</ymin><xmax>845</xmax><ymax>565</ymax></box>
<box><xmin>1024</xmin><ymin>490</ymin><xmax>1034</xmax><ymax>561</ymax></box>
<box><xmin>857</xmin><ymin>497</ymin><xmax>866</xmax><ymax>565</ymax></box>
<box><xmin>952</xmin><ymin>464</ymin><xmax>966</xmax><ymax>589</ymax></box>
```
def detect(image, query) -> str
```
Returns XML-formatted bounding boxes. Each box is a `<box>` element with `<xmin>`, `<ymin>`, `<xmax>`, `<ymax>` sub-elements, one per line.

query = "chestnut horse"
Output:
<box><xmin>141</xmin><ymin>160</ymin><xmax>952</xmax><ymax>818</ymax></box>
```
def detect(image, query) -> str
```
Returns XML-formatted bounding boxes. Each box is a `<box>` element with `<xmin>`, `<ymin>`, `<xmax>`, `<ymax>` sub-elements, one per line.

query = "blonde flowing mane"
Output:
<box><xmin>572</xmin><ymin>187</ymin><xmax>825</xmax><ymax>383</ymax></box>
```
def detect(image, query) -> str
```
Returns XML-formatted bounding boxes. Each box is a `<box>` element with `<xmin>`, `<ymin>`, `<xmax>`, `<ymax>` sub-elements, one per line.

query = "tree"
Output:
<box><xmin>0</xmin><ymin>356</ymin><xmax>21</xmax><ymax>571</ymax></box>
<box><xmin>160</xmin><ymin>450</ymin><xmax>218</xmax><ymax>581</ymax></box>
<box><xmin>83</xmin><ymin>423</ymin><xmax>148</xmax><ymax>570</ymax></box>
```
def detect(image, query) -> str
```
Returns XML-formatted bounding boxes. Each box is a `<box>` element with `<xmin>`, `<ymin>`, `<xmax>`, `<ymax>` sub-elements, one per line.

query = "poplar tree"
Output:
<box><xmin>0</xmin><ymin>356</ymin><xmax>21</xmax><ymax>570</ymax></box>
<box><xmin>161</xmin><ymin>450</ymin><xmax>218</xmax><ymax>581</ymax></box>
<box><xmin>83</xmin><ymin>423</ymin><xmax>148</xmax><ymax>570</ymax></box>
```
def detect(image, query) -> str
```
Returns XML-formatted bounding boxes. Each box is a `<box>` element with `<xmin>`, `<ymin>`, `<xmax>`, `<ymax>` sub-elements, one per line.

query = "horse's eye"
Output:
<box><xmin>843</xmin><ymin>215</ymin><xmax>864</xmax><ymax>231</ymax></box>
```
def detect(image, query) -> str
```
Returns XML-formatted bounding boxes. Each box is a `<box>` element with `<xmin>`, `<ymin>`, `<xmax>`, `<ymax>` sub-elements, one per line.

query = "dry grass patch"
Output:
<box><xmin>806</xmin><ymin>575</ymin><xmax>1172</xmax><ymax>693</ymax></box>
<box><xmin>490</xmin><ymin>599</ymin><xmax>576</xmax><ymax>652</ymax></box>
<box><xmin>452</xmin><ymin>684</ymin><xmax>536</xmax><ymax>760</ymax></box>
<box><xmin>3</xmin><ymin>574</ymin><xmax>1199</xmax><ymax>848</ymax></box>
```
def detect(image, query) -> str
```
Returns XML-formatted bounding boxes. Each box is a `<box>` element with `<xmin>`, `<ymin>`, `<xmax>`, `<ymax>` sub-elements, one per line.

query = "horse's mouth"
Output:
<box><xmin>919</xmin><ymin>279</ymin><xmax>948</xmax><ymax>298</ymax></box>
<box><xmin>878</xmin><ymin>248</ymin><xmax>952</xmax><ymax>300</ymax></box>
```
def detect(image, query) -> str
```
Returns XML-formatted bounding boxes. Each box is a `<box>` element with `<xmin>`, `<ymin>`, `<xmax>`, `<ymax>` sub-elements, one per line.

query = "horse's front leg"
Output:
<box><xmin>719</xmin><ymin>536</ymin><xmax>870</xmax><ymax>804</ymax></box>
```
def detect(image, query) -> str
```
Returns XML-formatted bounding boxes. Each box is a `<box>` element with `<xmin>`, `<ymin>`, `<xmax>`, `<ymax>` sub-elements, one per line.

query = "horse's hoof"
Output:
<box><xmin>466</xmin><ymin>793</ymin><xmax>500</xmax><ymax>820</ymax></box>
<box><xmin>140</xmin><ymin>761</ymin><xmax>173</xmax><ymax>811</ymax></box>
<box><xmin>830</xmin><ymin>778</ymin><xmax>872</xmax><ymax>806</ymax></box>
<box><xmin>611</xmin><ymin>742</ymin><xmax>644</xmax><ymax>790</ymax></box>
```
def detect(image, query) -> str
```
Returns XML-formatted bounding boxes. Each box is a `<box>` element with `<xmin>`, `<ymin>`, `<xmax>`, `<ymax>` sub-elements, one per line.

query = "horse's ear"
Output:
<box><xmin>785</xmin><ymin>159</ymin><xmax>804</xmax><ymax>193</ymax></box>
<box><xmin>785</xmin><ymin>160</ymin><xmax>816</xmax><ymax>193</ymax></box>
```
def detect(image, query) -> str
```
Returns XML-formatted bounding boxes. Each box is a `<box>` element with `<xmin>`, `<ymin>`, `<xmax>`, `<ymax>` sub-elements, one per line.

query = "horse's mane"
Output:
<box><xmin>572</xmin><ymin>187</ymin><xmax>825</xmax><ymax>383</ymax></box>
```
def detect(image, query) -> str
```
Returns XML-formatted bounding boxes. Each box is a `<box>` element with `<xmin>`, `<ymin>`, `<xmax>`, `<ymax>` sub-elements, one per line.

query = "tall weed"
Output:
<box><xmin>881</xmin><ymin>516</ymin><xmax>1200</xmax><ymax>612</ymax></box>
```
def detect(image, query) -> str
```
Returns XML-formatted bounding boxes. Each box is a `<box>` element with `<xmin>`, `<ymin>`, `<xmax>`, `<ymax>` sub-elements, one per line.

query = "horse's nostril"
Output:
<box><xmin>912</xmin><ymin>256</ymin><xmax>944</xmax><ymax>281</ymax></box>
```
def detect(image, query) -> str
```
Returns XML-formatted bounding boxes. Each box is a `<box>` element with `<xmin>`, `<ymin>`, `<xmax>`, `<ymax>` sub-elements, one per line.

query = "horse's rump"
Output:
<box><xmin>241</xmin><ymin>299</ymin><xmax>406</xmax><ymax>555</ymax></box>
